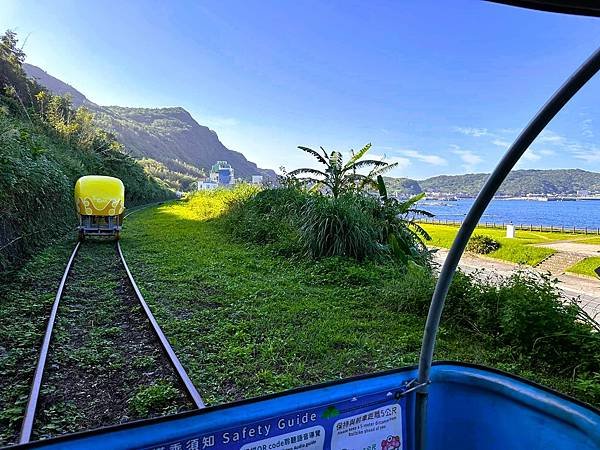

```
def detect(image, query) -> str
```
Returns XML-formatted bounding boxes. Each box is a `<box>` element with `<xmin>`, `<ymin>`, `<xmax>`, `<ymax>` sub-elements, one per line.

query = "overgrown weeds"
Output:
<box><xmin>224</xmin><ymin>185</ymin><xmax>432</xmax><ymax>263</ymax></box>
<box><xmin>395</xmin><ymin>267</ymin><xmax>600</xmax><ymax>388</ymax></box>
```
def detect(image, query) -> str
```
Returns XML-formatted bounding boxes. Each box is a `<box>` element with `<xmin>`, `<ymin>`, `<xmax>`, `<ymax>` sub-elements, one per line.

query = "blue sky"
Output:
<box><xmin>3</xmin><ymin>0</ymin><xmax>600</xmax><ymax>179</ymax></box>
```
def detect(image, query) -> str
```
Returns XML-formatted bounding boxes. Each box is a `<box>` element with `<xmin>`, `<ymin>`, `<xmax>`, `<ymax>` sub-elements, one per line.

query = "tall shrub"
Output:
<box><xmin>299</xmin><ymin>194</ymin><xmax>381</xmax><ymax>260</ymax></box>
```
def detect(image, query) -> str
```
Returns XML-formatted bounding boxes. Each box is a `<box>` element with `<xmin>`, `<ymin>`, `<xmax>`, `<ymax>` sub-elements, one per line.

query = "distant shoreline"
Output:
<box><xmin>418</xmin><ymin>197</ymin><xmax>600</xmax><ymax>229</ymax></box>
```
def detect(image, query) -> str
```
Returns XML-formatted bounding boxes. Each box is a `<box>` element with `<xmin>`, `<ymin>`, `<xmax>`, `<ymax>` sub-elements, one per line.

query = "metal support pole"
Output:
<box><xmin>414</xmin><ymin>46</ymin><xmax>600</xmax><ymax>450</ymax></box>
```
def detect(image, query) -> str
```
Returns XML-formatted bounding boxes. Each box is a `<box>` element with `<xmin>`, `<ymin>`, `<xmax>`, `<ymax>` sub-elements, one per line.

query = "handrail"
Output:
<box><xmin>414</xmin><ymin>46</ymin><xmax>600</xmax><ymax>450</ymax></box>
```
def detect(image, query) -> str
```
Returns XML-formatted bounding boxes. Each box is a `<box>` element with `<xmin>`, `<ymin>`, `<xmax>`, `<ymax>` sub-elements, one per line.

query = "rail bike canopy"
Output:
<box><xmin>13</xmin><ymin>363</ymin><xmax>600</xmax><ymax>450</ymax></box>
<box><xmin>488</xmin><ymin>0</ymin><xmax>600</xmax><ymax>16</ymax></box>
<box><xmin>75</xmin><ymin>175</ymin><xmax>125</xmax><ymax>238</ymax></box>
<box><xmin>74</xmin><ymin>175</ymin><xmax>125</xmax><ymax>217</ymax></box>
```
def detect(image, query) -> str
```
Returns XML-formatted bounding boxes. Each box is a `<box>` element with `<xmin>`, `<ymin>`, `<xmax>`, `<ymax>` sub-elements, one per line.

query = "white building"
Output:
<box><xmin>251</xmin><ymin>175</ymin><xmax>264</xmax><ymax>185</ymax></box>
<box><xmin>198</xmin><ymin>181</ymin><xmax>218</xmax><ymax>190</ymax></box>
<box><xmin>210</xmin><ymin>161</ymin><xmax>235</xmax><ymax>185</ymax></box>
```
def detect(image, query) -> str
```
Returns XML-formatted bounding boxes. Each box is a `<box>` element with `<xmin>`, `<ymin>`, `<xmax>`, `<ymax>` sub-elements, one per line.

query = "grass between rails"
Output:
<box><xmin>35</xmin><ymin>241</ymin><xmax>191</xmax><ymax>440</ymax></box>
<box><xmin>119</xmin><ymin>200</ymin><xmax>588</xmax><ymax>407</ymax></box>
<box><xmin>567</xmin><ymin>257</ymin><xmax>600</xmax><ymax>278</ymax></box>
<box><xmin>0</xmin><ymin>237</ymin><xmax>192</xmax><ymax>446</ymax></box>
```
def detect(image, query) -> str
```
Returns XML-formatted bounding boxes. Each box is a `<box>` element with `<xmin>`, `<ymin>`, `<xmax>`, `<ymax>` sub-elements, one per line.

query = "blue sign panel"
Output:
<box><xmin>218</xmin><ymin>168</ymin><xmax>232</xmax><ymax>185</ymax></box>
<box><xmin>142</xmin><ymin>388</ymin><xmax>407</xmax><ymax>450</ymax></box>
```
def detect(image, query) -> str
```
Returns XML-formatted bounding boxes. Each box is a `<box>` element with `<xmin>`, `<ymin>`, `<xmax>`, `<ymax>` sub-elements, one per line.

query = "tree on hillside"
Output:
<box><xmin>0</xmin><ymin>31</ymin><xmax>43</xmax><ymax>116</ymax></box>
<box><xmin>289</xmin><ymin>143</ymin><xmax>397</xmax><ymax>198</ymax></box>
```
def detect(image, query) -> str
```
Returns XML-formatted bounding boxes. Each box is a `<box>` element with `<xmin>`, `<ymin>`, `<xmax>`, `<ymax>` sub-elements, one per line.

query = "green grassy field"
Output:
<box><xmin>1</xmin><ymin>197</ymin><xmax>598</xmax><ymax>446</ymax></box>
<box><xmin>420</xmin><ymin>223</ymin><xmax>558</xmax><ymax>265</ymax></box>
<box><xmin>567</xmin><ymin>257</ymin><xmax>600</xmax><ymax>278</ymax></box>
<box><xmin>421</xmin><ymin>223</ymin><xmax>600</xmax><ymax>266</ymax></box>
<box><xmin>118</xmin><ymin>199</ymin><xmax>580</xmax><ymax>406</ymax></box>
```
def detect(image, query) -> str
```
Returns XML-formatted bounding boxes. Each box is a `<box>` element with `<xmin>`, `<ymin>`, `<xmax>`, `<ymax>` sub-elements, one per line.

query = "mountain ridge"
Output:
<box><xmin>385</xmin><ymin>168</ymin><xmax>600</xmax><ymax>197</ymax></box>
<box><xmin>23</xmin><ymin>63</ymin><xmax>276</xmax><ymax>181</ymax></box>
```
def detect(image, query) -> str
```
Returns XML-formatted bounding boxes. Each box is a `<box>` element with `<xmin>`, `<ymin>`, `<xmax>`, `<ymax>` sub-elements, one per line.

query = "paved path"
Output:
<box><xmin>534</xmin><ymin>242</ymin><xmax>600</xmax><ymax>257</ymax></box>
<box><xmin>433</xmin><ymin>249</ymin><xmax>600</xmax><ymax>321</ymax></box>
<box><xmin>534</xmin><ymin>252</ymin><xmax>585</xmax><ymax>275</ymax></box>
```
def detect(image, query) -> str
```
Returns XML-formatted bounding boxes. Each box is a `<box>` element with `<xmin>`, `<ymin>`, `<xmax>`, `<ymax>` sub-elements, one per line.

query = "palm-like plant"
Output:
<box><xmin>288</xmin><ymin>143</ymin><xmax>397</xmax><ymax>198</ymax></box>
<box><xmin>375</xmin><ymin>175</ymin><xmax>434</xmax><ymax>262</ymax></box>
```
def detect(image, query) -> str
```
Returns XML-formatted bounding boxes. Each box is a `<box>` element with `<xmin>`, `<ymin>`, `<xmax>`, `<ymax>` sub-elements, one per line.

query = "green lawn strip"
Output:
<box><xmin>120</xmin><ymin>202</ymin><xmax>578</xmax><ymax>407</ymax></box>
<box><xmin>566</xmin><ymin>235</ymin><xmax>600</xmax><ymax>245</ymax></box>
<box><xmin>566</xmin><ymin>257</ymin><xmax>600</xmax><ymax>278</ymax></box>
<box><xmin>421</xmin><ymin>223</ymin><xmax>555</xmax><ymax>265</ymax></box>
<box><xmin>0</xmin><ymin>238</ymin><xmax>77</xmax><ymax>446</ymax></box>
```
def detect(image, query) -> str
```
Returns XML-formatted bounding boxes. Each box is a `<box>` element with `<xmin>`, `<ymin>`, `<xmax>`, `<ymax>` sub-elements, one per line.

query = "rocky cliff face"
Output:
<box><xmin>24</xmin><ymin>63</ymin><xmax>276</xmax><ymax>180</ymax></box>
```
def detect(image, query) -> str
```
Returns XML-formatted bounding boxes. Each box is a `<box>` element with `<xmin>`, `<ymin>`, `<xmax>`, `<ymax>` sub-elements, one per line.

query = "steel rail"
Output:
<box><xmin>119</xmin><ymin>200</ymin><xmax>204</xmax><ymax>406</ymax></box>
<box><xmin>19</xmin><ymin>207</ymin><xmax>202</xmax><ymax>443</ymax></box>
<box><xmin>414</xmin><ymin>46</ymin><xmax>600</xmax><ymax>450</ymax></box>
<box><xmin>19</xmin><ymin>241</ymin><xmax>81</xmax><ymax>444</ymax></box>
<box><xmin>116</xmin><ymin>242</ymin><xmax>205</xmax><ymax>409</ymax></box>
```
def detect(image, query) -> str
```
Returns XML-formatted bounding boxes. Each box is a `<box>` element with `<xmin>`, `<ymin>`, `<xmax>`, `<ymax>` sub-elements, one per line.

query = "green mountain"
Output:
<box><xmin>23</xmin><ymin>63</ymin><xmax>276</xmax><ymax>182</ymax></box>
<box><xmin>386</xmin><ymin>169</ymin><xmax>600</xmax><ymax>197</ymax></box>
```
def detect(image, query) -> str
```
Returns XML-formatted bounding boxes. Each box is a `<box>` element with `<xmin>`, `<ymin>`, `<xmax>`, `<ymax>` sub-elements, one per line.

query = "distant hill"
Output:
<box><xmin>386</xmin><ymin>169</ymin><xmax>600</xmax><ymax>197</ymax></box>
<box><xmin>383</xmin><ymin>177</ymin><xmax>423</xmax><ymax>195</ymax></box>
<box><xmin>23</xmin><ymin>63</ymin><xmax>276</xmax><ymax>181</ymax></box>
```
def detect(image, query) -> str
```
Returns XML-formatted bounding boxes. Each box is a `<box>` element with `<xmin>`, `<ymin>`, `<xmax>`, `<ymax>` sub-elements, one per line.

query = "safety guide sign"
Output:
<box><xmin>331</xmin><ymin>404</ymin><xmax>402</xmax><ymax>450</ymax></box>
<box><xmin>144</xmin><ymin>388</ymin><xmax>406</xmax><ymax>450</ymax></box>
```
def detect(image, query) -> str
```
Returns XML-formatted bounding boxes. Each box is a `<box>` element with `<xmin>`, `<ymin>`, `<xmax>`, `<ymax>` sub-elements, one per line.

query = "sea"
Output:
<box><xmin>419</xmin><ymin>198</ymin><xmax>600</xmax><ymax>229</ymax></box>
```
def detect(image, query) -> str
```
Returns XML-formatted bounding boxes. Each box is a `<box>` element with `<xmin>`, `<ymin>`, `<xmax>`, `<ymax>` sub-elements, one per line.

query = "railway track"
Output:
<box><xmin>18</xmin><ymin>236</ymin><xmax>204</xmax><ymax>444</ymax></box>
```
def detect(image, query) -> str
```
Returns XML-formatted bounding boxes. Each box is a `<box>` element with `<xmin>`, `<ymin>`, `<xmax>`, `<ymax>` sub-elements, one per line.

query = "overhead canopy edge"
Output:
<box><xmin>487</xmin><ymin>0</ymin><xmax>600</xmax><ymax>17</ymax></box>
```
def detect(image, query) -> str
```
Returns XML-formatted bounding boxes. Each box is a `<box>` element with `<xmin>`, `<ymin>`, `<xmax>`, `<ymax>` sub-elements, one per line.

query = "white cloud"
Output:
<box><xmin>387</xmin><ymin>157</ymin><xmax>411</xmax><ymax>171</ymax></box>
<box><xmin>522</xmin><ymin>149</ymin><xmax>541</xmax><ymax>161</ymax></box>
<box><xmin>570</xmin><ymin>144</ymin><xmax>600</xmax><ymax>163</ymax></box>
<box><xmin>451</xmin><ymin>148</ymin><xmax>482</xmax><ymax>172</ymax></box>
<box><xmin>498</xmin><ymin>128</ymin><xmax>521</xmax><ymax>134</ymax></box>
<box><xmin>581</xmin><ymin>118</ymin><xmax>594</xmax><ymax>139</ymax></box>
<box><xmin>573</xmin><ymin>152</ymin><xmax>600</xmax><ymax>163</ymax></box>
<box><xmin>400</xmin><ymin>149</ymin><xmax>447</xmax><ymax>166</ymax></box>
<box><xmin>492</xmin><ymin>139</ymin><xmax>510</xmax><ymax>148</ymax></box>
<box><xmin>453</xmin><ymin>127</ymin><xmax>490</xmax><ymax>137</ymax></box>
<box><xmin>537</xmin><ymin>130</ymin><xmax>565</xmax><ymax>144</ymax></box>
<box><xmin>367</xmin><ymin>153</ymin><xmax>411</xmax><ymax>174</ymax></box>
<box><xmin>538</xmin><ymin>149</ymin><xmax>555</xmax><ymax>156</ymax></box>
<box><xmin>453</xmin><ymin>149</ymin><xmax>482</xmax><ymax>166</ymax></box>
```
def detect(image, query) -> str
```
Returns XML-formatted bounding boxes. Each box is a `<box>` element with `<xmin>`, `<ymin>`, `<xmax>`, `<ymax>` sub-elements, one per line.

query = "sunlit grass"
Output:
<box><xmin>567</xmin><ymin>257</ymin><xmax>600</xmax><ymax>278</ymax></box>
<box><xmin>117</xmin><ymin>191</ymin><xmax>581</xmax><ymax>406</ymax></box>
<box><xmin>420</xmin><ymin>223</ymin><xmax>555</xmax><ymax>265</ymax></box>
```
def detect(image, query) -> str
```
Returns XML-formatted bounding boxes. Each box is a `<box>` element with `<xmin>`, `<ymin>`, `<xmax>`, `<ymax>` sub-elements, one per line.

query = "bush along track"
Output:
<box><xmin>0</xmin><ymin>238</ymin><xmax>193</xmax><ymax>446</ymax></box>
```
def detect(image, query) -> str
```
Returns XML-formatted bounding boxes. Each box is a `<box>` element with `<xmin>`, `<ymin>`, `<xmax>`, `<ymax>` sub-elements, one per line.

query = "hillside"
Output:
<box><xmin>23</xmin><ymin>63</ymin><xmax>276</xmax><ymax>181</ymax></box>
<box><xmin>1</xmin><ymin>33</ymin><xmax>172</xmax><ymax>269</ymax></box>
<box><xmin>386</xmin><ymin>169</ymin><xmax>600</xmax><ymax>197</ymax></box>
